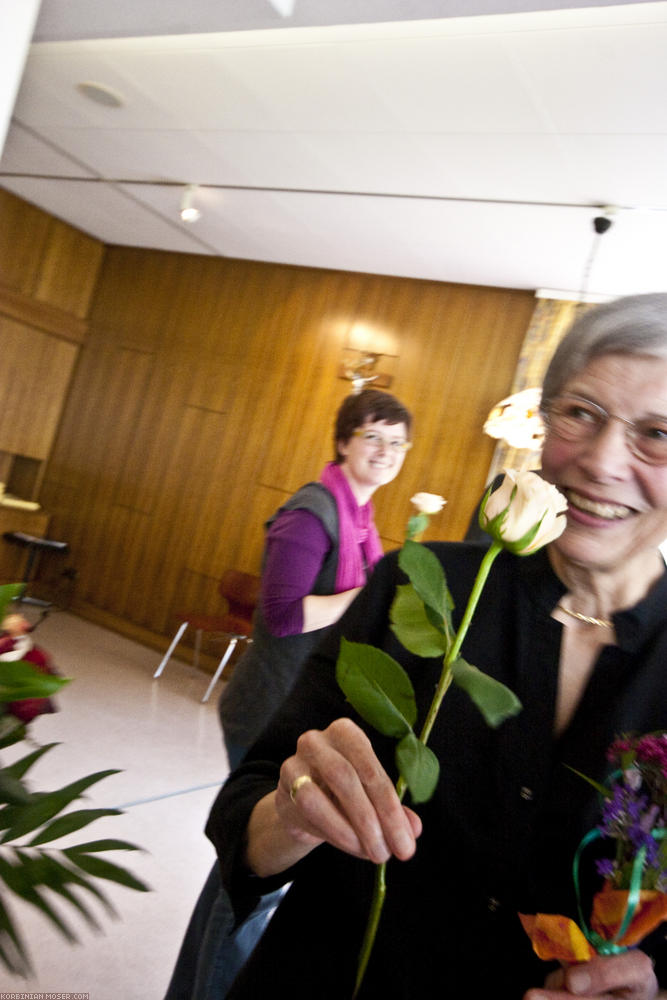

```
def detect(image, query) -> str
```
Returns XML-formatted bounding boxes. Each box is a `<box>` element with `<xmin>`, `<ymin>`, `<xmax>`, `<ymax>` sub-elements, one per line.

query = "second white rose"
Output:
<box><xmin>410</xmin><ymin>492</ymin><xmax>447</xmax><ymax>515</ymax></box>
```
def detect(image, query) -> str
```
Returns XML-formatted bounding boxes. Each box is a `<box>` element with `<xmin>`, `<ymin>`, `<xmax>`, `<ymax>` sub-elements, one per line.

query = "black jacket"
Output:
<box><xmin>208</xmin><ymin>543</ymin><xmax>667</xmax><ymax>998</ymax></box>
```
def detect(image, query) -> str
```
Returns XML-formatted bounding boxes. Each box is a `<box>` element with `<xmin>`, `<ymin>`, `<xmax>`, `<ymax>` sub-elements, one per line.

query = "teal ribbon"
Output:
<box><xmin>573</xmin><ymin>827</ymin><xmax>666</xmax><ymax>955</ymax></box>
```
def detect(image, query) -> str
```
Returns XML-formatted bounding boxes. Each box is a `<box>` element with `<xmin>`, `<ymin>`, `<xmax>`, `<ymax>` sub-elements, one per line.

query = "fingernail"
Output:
<box><xmin>394</xmin><ymin>830</ymin><xmax>414</xmax><ymax>857</ymax></box>
<box><xmin>373</xmin><ymin>847</ymin><xmax>391</xmax><ymax>864</ymax></box>
<box><xmin>369</xmin><ymin>837</ymin><xmax>390</xmax><ymax>864</ymax></box>
<box><xmin>568</xmin><ymin>968</ymin><xmax>591</xmax><ymax>995</ymax></box>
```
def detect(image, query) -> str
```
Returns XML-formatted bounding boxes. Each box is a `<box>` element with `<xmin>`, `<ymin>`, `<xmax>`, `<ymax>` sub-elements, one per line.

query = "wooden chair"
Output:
<box><xmin>154</xmin><ymin>569</ymin><xmax>261</xmax><ymax>703</ymax></box>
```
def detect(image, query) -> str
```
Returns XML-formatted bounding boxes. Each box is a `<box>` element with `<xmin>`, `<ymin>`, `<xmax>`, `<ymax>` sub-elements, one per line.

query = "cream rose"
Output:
<box><xmin>410</xmin><ymin>492</ymin><xmax>446</xmax><ymax>515</ymax></box>
<box><xmin>480</xmin><ymin>470</ymin><xmax>567</xmax><ymax>554</ymax></box>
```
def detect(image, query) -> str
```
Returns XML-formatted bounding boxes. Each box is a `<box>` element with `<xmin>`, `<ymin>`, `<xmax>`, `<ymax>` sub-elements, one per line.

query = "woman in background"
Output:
<box><xmin>166</xmin><ymin>388</ymin><xmax>413</xmax><ymax>1000</ymax></box>
<box><xmin>218</xmin><ymin>388</ymin><xmax>413</xmax><ymax>769</ymax></box>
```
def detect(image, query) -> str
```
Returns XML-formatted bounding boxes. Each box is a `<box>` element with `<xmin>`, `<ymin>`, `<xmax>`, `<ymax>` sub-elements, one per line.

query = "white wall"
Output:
<box><xmin>0</xmin><ymin>1</ymin><xmax>41</xmax><ymax>154</ymax></box>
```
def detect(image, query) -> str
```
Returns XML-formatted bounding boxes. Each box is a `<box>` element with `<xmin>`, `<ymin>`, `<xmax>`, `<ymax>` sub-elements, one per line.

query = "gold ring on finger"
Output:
<box><xmin>290</xmin><ymin>774</ymin><xmax>313</xmax><ymax>804</ymax></box>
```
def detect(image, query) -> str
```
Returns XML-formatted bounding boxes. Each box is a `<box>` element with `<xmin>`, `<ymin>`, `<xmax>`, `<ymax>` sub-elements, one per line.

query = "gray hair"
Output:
<box><xmin>541</xmin><ymin>293</ymin><xmax>667</xmax><ymax>408</ymax></box>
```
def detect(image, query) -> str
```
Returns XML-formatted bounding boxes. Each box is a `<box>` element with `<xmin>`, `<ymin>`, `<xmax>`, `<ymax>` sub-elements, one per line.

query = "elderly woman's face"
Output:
<box><xmin>540</xmin><ymin>353</ymin><xmax>667</xmax><ymax>572</ymax></box>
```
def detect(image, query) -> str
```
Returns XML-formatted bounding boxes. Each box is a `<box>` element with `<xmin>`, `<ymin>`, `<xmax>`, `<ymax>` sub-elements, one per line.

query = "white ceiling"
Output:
<box><xmin>2</xmin><ymin>0</ymin><xmax>667</xmax><ymax>298</ymax></box>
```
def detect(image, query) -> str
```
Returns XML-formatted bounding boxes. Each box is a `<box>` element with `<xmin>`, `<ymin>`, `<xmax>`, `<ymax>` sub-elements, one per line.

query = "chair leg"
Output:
<box><xmin>193</xmin><ymin>628</ymin><xmax>203</xmax><ymax>671</ymax></box>
<box><xmin>154</xmin><ymin>621</ymin><xmax>189</xmax><ymax>678</ymax></box>
<box><xmin>16</xmin><ymin>544</ymin><xmax>51</xmax><ymax>607</ymax></box>
<box><xmin>201</xmin><ymin>637</ymin><xmax>239</xmax><ymax>704</ymax></box>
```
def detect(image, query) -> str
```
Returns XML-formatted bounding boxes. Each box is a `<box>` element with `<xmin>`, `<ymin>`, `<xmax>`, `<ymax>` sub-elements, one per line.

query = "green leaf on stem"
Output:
<box><xmin>498</xmin><ymin>519</ymin><xmax>542</xmax><ymax>556</ymax></box>
<box><xmin>450</xmin><ymin>657</ymin><xmax>522</xmax><ymax>727</ymax></box>
<box><xmin>398</xmin><ymin>540</ymin><xmax>449</xmax><ymax>627</ymax></box>
<box><xmin>478</xmin><ymin>481</ymin><xmax>516</xmax><ymax>540</ymax></box>
<box><xmin>0</xmin><ymin>771</ymin><xmax>31</xmax><ymax>806</ymax></box>
<box><xmin>390</xmin><ymin>584</ymin><xmax>449</xmax><ymax>658</ymax></box>
<box><xmin>406</xmin><ymin>513</ymin><xmax>429</xmax><ymax>540</ymax></box>
<box><xmin>0</xmin><ymin>716</ymin><xmax>27</xmax><ymax>750</ymax></box>
<box><xmin>658</xmin><ymin>839</ymin><xmax>667</xmax><ymax>880</ymax></box>
<box><xmin>0</xmin><ymin>891</ymin><xmax>31</xmax><ymax>976</ymax></box>
<box><xmin>27</xmin><ymin>808</ymin><xmax>123</xmax><ymax>846</ymax></box>
<box><xmin>57</xmin><ymin>838</ymin><xmax>143</xmax><ymax>854</ymax></box>
<box><xmin>61</xmin><ymin>851</ymin><xmax>149</xmax><ymax>892</ymax></box>
<box><xmin>0</xmin><ymin>662</ymin><xmax>69</xmax><ymax>702</ymax></box>
<box><xmin>3</xmin><ymin>743</ymin><xmax>59</xmax><ymax>782</ymax></box>
<box><xmin>0</xmin><ymin>854</ymin><xmax>78</xmax><ymax>943</ymax></box>
<box><xmin>0</xmin><ymin>769</ymin><xmax>121</xmax><ymax>841</ymax></box>
<box><xmin>395</xmin><ymin>732</ymin><xmax>440</xmax><ymax>804</ymax></box>
<box><xmin>0</xmin><ymin>585</ymin><xmax>26</xmax><ymax>623</ymax></box>
<box><xmin>0</xmin><ymin>844</ymin><xmax>147</xmax><ymax>976</ymax></box>
<box><xmin>12</xmin><ymin>850</ymin><xmax>110</xmax><ymax>922</ymax></box>
<box><xmin>336</xmin><ymin>638</ymin><xmax>416</xmax><ymax>737</ymax></box>
<box><xmin>564</xmin><ymin>765</ymin><xmax>610</xmax><ymax>799</ymax></box>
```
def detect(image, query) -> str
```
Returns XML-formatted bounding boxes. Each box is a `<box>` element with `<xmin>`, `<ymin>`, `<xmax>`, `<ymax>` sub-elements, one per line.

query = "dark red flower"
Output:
<box><xmin>1</xmin><ymin>634</ymin><xmax>59</xmax><ymax>724</ymax></box>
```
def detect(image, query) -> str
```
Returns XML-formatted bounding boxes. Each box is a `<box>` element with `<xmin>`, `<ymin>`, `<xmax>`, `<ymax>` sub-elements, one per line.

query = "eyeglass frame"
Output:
<box><xmin>351</xmin><ymin>428</ymin><xmax>412</xmax><ymax>453</ymax></box>
<box><xmin>543</xmin><ymin>393</ymin><xmax>667</xmax><ymax>466</ymax></box>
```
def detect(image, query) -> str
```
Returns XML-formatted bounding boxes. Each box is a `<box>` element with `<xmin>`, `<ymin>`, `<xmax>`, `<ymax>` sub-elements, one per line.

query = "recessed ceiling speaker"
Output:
<box><xmin>76</xmin><ymin>81</ymin><xmax>125</xmax><ymax>108</ymax></box>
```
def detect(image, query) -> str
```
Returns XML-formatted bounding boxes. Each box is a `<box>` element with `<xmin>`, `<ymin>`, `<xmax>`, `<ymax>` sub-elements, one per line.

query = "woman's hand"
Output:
<box><xmin>246</xmin><ymin>717</ymin><xmax>422</xmax><ymax>878</ymax></box>
<box><xmin>301</xmin><ymin>589</ymin><xmax>363</xmax><ymax>633</ymax></box>
<box><xmin>524</xmin><ymin>952</ymin><xmax>659</xmax><ymax>1000</ymax></box>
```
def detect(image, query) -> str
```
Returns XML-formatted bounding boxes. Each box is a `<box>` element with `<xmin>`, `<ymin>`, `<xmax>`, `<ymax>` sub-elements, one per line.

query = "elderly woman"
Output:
<box><xmin>206</xmin><ymin>294</ymin><xmax>667</xmax><ymax>999</ymax></box>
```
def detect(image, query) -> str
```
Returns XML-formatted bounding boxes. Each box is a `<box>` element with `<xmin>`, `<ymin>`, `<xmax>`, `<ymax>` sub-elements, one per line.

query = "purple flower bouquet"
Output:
<box><xmin>521</xmin><ymin>732</ymin><xmax>667</xmax><ymax>962</ymax></box>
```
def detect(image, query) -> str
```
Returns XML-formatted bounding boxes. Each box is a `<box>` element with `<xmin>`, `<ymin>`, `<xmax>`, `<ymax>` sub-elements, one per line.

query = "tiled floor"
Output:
<box><xmin>0</xmin><ymin>609</ymin><xmax>230</xmax><ymax>1000</ymax></box>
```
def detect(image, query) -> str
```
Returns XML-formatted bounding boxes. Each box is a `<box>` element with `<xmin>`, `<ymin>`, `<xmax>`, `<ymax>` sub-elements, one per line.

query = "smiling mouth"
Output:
<box><xmin>566</xmin><ymin>489</ymin><xmax>634</xmax><ymax>521</ymax></box>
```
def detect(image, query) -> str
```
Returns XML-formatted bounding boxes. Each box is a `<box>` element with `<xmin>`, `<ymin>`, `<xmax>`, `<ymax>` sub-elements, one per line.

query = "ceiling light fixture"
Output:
<box><xmin>76</xmin><ymin>81</ymin><xmax>125</xmax><ymax>108</ymax></box>
<box><xmin>267</xmin><ymin>0</ymin><xmax>297</xmax><ymax>16</ymax></box>
<box><xmin>180</xmin><ymin>185</ymin><xmax>202</xmax><ymax>223</ymax></box>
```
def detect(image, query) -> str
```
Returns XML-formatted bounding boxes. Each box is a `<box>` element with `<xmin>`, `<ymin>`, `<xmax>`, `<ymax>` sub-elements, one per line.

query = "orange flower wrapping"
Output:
<box><xmin>520</xmin><ymin>889</ymin><xmax>667</xmax><ymax>962</ymax></box>
<box><xmin>519</xmin><ymin>912</ymin><xmax>595</xmax><ymax>962</ymax></box>
<box><xmin>591</xmin><ymin>885</ymin><xmax>667</xmax><ymax>948</ymax></box>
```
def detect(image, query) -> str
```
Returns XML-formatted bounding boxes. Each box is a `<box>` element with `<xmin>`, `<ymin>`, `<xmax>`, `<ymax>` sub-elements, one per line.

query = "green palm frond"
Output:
<box><xmin>0</xmin><ymin>655</ymin><xmax>150</xmax><ymax>976</ymax></box>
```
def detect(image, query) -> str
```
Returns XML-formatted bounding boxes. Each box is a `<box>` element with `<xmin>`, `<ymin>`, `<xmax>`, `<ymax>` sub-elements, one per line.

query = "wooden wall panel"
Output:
<box><xmin>34</xmin><ymin>223</ymin><xmax>104</xmax><ymax>318</ymax></box>
<box><xmin>88</xmin><ymin>250</ymin><xmax>195</xmax><ymax>353</ymax></box>
<box><xmin>0</xmin><ymin>193</ymin><xmax>52</xmax><ymax>296</ymax></box>
<box><xmin>37</xmin><ymin>241</ymin><xmax>535</xmax><ymax>659</ymax></box>
<box><xmin>0</xmin><ymin>189</ymin><xmax>103</xmax><ymax>313</ymax></box>
<box><xmin>0</xmin><ymin>191</ymin><xmax>103</xmax><ymax>524</ymax></box>
<box><xmin>0</xmin><ymin>508</ymin><xmax>51</xmax><ymax>582</ymax></box>
<box><xmin>0</xmin><ymin>315</ymin><xmax>78</xmax><ymax>459</ymax></box>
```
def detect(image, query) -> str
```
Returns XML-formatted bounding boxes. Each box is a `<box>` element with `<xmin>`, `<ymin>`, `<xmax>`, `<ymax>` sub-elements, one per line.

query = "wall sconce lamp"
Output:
<box><xmin>180</xmin><ymin>185</ymin><xmax>202</xmax><ymax>223</ymax></box>
<box><xmin>338</xmin><ymin>350</ymin><xmax>394</xmax><ymax>394</ymax></box>
<box><xmin>483</xmin><ymin>387</ymin><xmax>545</xmax><ymax>451</ymax></box>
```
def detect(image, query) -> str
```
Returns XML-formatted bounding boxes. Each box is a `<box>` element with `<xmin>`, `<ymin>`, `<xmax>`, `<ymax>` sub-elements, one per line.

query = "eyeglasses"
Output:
<box><xmin>352</xmin><ymin>429</ymin><xmax>412</xmax><ymax>453</ymax></box>
<box><xmin>545</xmin><ymin>394</ymin><xmax>667</xmax><ymax>465</ymax></box>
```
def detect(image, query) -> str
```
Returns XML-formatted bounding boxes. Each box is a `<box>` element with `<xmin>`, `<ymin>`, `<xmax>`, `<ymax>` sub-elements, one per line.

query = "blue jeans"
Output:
<box><xmin>164</xmin><ymin>863</ymin><xmax>284</xmax><ymax>999</ymax></box>
<box><xmin>164</xmin><ymin>740</ymin><xmax>283</xmax><ymax>999</ymax></box>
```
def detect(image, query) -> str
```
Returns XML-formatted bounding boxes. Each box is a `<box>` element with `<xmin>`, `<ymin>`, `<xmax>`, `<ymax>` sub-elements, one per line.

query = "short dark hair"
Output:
<box><xmin>334</xmin><ymin>389</ymin><xmax>413</xmax><ymax>463</ymax></box>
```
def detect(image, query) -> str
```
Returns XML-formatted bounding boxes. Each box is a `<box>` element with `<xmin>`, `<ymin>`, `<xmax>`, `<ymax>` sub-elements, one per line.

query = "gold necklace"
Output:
<box><xmin>558</xmin><ymin>605</ymin><xmax>613</xmax><ymax>629</ymax></box>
